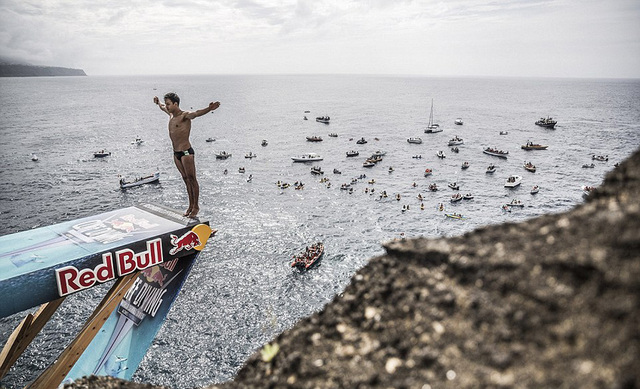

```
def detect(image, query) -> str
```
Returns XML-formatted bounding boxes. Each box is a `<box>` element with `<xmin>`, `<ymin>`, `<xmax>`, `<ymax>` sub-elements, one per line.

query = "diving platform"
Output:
<box><xmin>0</xmin><ymin>204</ymin><xmax>214</xmax><ymax>387</ymax></box>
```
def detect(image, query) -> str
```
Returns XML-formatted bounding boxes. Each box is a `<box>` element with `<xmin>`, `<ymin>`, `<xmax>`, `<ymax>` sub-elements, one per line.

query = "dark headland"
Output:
<box><xmin>0</xmin><ymin>64</ymin><xmax>86</xmax><ymax>77</ymax></box>
<box><xmin>69</xmin><ymin>148</ymin><xmax>640</xmax><ymax>388</ymax></box>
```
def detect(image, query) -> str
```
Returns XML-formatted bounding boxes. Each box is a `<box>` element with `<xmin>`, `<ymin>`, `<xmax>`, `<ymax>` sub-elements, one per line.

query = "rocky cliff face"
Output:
<box><xmin>0</xmin><ymin>64</ymin><xmax>86</xmax><ymax>77</ymax></box>
<box><xmin>70</xmin><ymin>150</ymin><xmax>639</xmax><ymax>388</ymax></box>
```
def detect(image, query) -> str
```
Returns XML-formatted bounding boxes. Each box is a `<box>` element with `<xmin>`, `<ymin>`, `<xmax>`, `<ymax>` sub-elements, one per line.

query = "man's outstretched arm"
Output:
<box><xmin>153</xmin><ymin>96</ymin><xmax>170</xmax><ymax>115</ymax></box>
<box><xmin>185</xmin><ymin>101</ymin><xmax>220</xmax><ymax>120</ymax></box>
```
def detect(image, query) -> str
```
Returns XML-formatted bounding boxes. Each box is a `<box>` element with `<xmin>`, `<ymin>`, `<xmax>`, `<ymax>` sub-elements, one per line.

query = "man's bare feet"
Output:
<box><xmin>184</xmin><ymin>208</ymin><xmax>192</xmax><ymax>217</ymax></box>
<box><xmin>188</xmin><ymin>207</ymin><xmax>199</xmax><ymax>219</ymax></box>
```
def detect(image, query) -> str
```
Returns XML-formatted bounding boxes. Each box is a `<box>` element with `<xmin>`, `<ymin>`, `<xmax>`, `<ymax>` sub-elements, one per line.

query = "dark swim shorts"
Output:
<box><xmin>174</xmin><ymin>147</ymin><xmax>195</xmax><ymax>161</ymax></box>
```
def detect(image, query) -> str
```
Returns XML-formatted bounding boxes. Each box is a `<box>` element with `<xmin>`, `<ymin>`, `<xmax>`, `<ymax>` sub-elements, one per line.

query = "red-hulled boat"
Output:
<box><xmin>291</xmin><ymin>242</ymin><xmax>325</xmax><ymax>270</ymax></box>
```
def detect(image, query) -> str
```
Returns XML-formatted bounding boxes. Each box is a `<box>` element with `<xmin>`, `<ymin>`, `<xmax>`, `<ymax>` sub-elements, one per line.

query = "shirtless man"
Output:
<box><xmin>154</xmin><ymin>92</ymin><xmax>220</xmax><ymax>218</ymax></box>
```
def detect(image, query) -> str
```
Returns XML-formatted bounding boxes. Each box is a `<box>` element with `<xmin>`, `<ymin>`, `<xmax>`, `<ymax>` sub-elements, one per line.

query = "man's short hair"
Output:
<box><xmin>164</xmin><ymin>92</ymin><xmax>180</xmax><ymax>105</ymax></box>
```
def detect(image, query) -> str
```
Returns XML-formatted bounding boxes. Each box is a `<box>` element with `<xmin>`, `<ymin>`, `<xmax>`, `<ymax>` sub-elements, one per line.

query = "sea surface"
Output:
<box><xmin>0</xmin><ymin>75</ymin><xmax>639</xmax><ymax>388</ymax></box>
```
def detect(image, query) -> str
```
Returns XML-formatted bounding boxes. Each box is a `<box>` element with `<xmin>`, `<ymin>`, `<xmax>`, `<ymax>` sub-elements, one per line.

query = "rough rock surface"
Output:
<box><xmin>71</xmin><ymin>150</ymin><xmax>640</xmax><ymax>388</ymax></box>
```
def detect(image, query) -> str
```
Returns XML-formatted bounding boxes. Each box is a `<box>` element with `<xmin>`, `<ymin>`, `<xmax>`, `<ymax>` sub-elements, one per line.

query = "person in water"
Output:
<box><xmin>154</xmin><ymin>92</ymin><xmax>220</xmax><ymax>218</ymax></box>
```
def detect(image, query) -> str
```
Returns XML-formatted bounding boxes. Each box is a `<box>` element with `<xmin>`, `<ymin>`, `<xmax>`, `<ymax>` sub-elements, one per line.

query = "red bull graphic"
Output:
<box><xmin>169</xmin><ymin>231</ymin><xmax>201</xmax><ymax>255</ymax></box>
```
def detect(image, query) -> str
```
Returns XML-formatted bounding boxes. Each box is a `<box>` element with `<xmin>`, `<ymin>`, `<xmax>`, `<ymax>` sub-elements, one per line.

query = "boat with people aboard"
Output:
<box><xmin>238</xmin><ymin>167</ymin><xmax>245</xmax><ymax>173</ymax></box>
<box><xmin>445</xmin><ymin>213</ymin><xmax>464</xmax><ymax>219</ymax></box>
<box><xmin>292</xmin><ymin>153</ymin><xmax>323</xmax><ymax>162</ymax></box>
<box><xmin>506</xmin><ymin>199</ymin><xmax>525</xmax><ymax>207</ymax></box>
<box><xmin>94</xmin><ymin>150</ymin><xmax>111</xmax><ymax>158</ymax></box>
<box><xmin>450</xmin><ymin>193</ymin><xmax>463</xmax><ymax>203</ymax></box>
<box><xmin>371</xmin><ymin>150</ymin><xmax>386</xmax><ymax>157</ymax></box>
<box><xmin>535</xmin><ymin>116</ymin><xmax>557</xmax><ymax>128</ymax></box>
<box><xmin>448</xmin><ymin>136</ymin><xmax>464</xmax><ymax>146</ymax></box>
<box><xmin>215</xmin><ymin>151</ymin><xmax>232</xmax><ymax>159</ymax></box>
<box><xmin>499</xmin><ymin>131</ymin><xmax>509</xmax><ymax>135</ymax></box>
<box><xmin>461</xmin><ymin>161</ymin><xmax>470</xmax><ymax>169</ymax></box>
<box><xmin>448</xmin><ymin>182</ymin><xmax>460</xmax><ymax>190</ymax></box>
<box><xmin>206</xmin><ymin>137</ymin><xmax>216</xmax><ymax>142</ymax></box>
<box><xmin>582</xmin><ymin>163</ymin><xmax>595</xmax><ymax>169</ymax></box>
<box><xmin>306</xmin><ymin>136</ymin><xmax>323</xmax><ymax>142</ymax></box>
<box><xmin>340</xmin><ymin>183</ymin><xmax>351</xmax><ymax>190</ymax></box>
<box><xmin>437</xmin><ymin>150</ymin><xmax>446</xmax><ymax>159</ymax></box>
<box><xmin>505</xmin><ymin>175</ymin><xmax>522</xmax><ymax>188</ymax></box>
<box><xmin>346</xmin><ymin>150</ymin><xmax>359</xmax><ymax>157</ymax></box>
<box><xmin>407</xmin><ymin>137</ymin><xmax>423</xmax><ymax>144</ymax></box>
<box><xmin>311</xmin><ymin>166</ymin><xmax>324</xmax><ymax>175</ymax></box>
<box><xmin>451</xmin><ymin>147</ymin><xmax>459</xmax><ymax>153</ymax></box>
<box><xmin>356</xmin><ymin>137</ymin><xmax>368</xmax><ymax>144</ymax></box>
<box><xmin>31</xmin><ymin>153</ymin><xmax>38</xmax><ymax>161</ymax></box>
<box><xmin>245</xmin><ymin>152</ymin><xmax>257</xmax><ymax>158</ymax></box>
<box><xmin>368</xmin><ymin>155</ymin><xmax>383</xmax><ymax>163</ymax></box>
<box><xmin>328</xmin><ymin>133</ymin><xmax>338</xmax><ymax>137</ymax></box>
<box><xmin>363</xmin><ymin>161</ymin><xmax>375</xmax><ymax>168</ymax></box>
<box><xmin>425</xmin><ymin>99</ymin><xmax>442</xmax><ymax>133</ymax></box>
<box><xmin>582</xmin><ymin>185</ymin><xmax>596</xmax><ymax>195</ymax></box>
<box><xmin>424</xmin><ymin>168</ymin><xmax>433</xmax><ymax>177</ymax></box>
<box><xmin>592</xmin><ymin>155</ymin><xmax>608</xmax><ymax>162</ymax></box>
<box><xmin>316</xmin><ymin>116</ymin><xmax>330</xmax><ymax>124</ymax></box>
<box><xmin>261</xmin><ymin>140</ymin><xmax>268</xmax><ymax>146</ymax></box>
<box><xmin>131</xmin><ymin>138</ymin><xmax>144</xmax><ymax>146</ymax></box>
<box><xmin>521</xmin><ymin>141</ymin><xmax>548</xmax><ymax>150</ymax></box>
<box><xmin>524</xmin><ymin>161</ymin><xmax>537</xmax><ymax>172</ymax></box>
<box><xmin>429</xmin><ymin>183</ymin><xmax>438</xmax><ymax>191</ymax></box>
<box><xmin>463</xmin><ymin>193</ymin><xmax>474</xmax><ymax>200</ymax></box>
<box><xmin>388</xmin><ymin>167</ymin><xmax>394</xmax><ymax>173</ymax></box>
<box><xmin>455</xmin><ymin>118</ymin><xmax>463</xmax><ymax>125</ymax></box>
<box><xmin>486</xmin><ymin>164</ymin><xmax>496</xmax><ymax>173</ymax></box>
<box><xmin>531</xmin><ymin>185</ymin><xmax>540</xmax><ymax>194</ymax></box>
<box><xmin>119</xmin><ymin>172</ymin><xmax>160</xmax><ymax>189</ymax></box>
<box><xmin>483</xmin><ymin>147</ymin><xmax>509</xmax><ymax>158</ymax></box>
<box><xmin>291</xmin><ymin>242</ymin><xmax>325</xmax><ymax>270</ymax></box>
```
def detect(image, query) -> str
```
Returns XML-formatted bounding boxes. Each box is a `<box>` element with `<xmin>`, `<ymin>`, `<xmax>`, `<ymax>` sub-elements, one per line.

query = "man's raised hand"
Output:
<box><xmin>209</xmin><ymin>101</ymin><xmax>221</xmax><ymax>111</ymax></box>
<box><xmin>153</xmin><ymin>96</ymin><xmax>160</xmax><ymax>105</ymax></box>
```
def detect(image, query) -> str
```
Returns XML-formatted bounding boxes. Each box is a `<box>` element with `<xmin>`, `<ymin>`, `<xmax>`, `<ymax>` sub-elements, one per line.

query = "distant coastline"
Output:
<box><xmin>0</xmin><ymin>64</ymin><xmax>86</xmax><ymax>77</ymax></box>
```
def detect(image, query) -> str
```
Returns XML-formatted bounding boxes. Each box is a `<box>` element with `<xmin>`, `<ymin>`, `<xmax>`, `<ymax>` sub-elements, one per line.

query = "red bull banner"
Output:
<box><xmin>0</xmin><ymin>204</ymin><xmax>213</xmax><ymax>318</ymax></box>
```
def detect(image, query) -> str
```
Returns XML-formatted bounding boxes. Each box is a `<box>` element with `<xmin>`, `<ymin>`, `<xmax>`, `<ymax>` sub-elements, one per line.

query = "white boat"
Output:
<box><xmin>31</xmin><ymin>154</ymin><xmax>39</xmax><ymax>161</ymax></box>
<box><xmin>261</xmin><ymin>140</ymin><xmax>268</xmax><ymax>147</ymax></box>
<box><xmin>448</xmin><ymin>136</ymin><xmax>464</xmax><ymax>146</ymax></box>
<box><xmin>455</xmin><ymin>118</ymin><xmax>463</xmax><ymax>125</ymax></box>
<box><xmin>245</xmin><ymin>152</ymin><xmax>257</xmax><ymax>158</ymax></box>
<box><xmin>316</xmin><ymin>116</ymin><xmax>330</xmax><ymax>124</ymax></box>
<box><xmin>238</xmin><ymin>167</ymin><xmax>245</xmax><ymax>173</ymax></box>
<box><xmin>499</xmin><ymin>131</ymin><xmax>509</xmax><ymax>135</ymax></box>
<box><xmin>371</xmin><ymin>150</ymin><xmax>387</xmax><ymax>157</ymax></box>
<box><xmin>328</xmin><ymin>133</ymin><xmax>338</xmax><ymax>137</ymax></box>
<box><xmin>448</xmin><ymin>182</ymin><xmax>460</xmax><ymax>190</ymax></box>
<box><xmin>506</xmin><ymin>199</ymin><xmax>525</xmax><ymax>207</ymax></box>
<box><xmin>505</xmin><ymin>175</ymin><xmax>522</xmax><ymax>188</ymax></box>
<box><xmin>346</xmin><ymin>150</ymin><xmax>359</xmax><ymax>157</ymax></box>
<box><xmin>425</xmin><ymin>99</ymin><xmax>442</xmax><ymax>133</ymax></box>
<box><xmin>215</xmin><ymin>151</ymin><xmax>232</xmax><ymax>159</ymax></box>
<box><xmin>592</xmin><ymin>155</ymin><xmax>608</xmax><ymax>162</ymax></box>
<box><xmin>311</xmin><ymin>166</ymin><xmax>324</xmax><ymax>175</ymax></box>
<box><xmin>306</xmin><ymin>136</ymin><xmax>323</xmax><ymax>142</ymax></box>
<box><xmin>530</xmin><ymin>185</ymin><xmax>540</xmax><ymax>194</ymax></box>
<box><xmin>582</xmin><ymin>163</ymin><xmax>595</xmax><ymax>169</ymax></box>
<box><xmin>450</xmin><ymin>193</ymin><xmax>462</xmax><ymax>203</ymax></box>
<box><xmin>356</xmin><ymin>137</ymin><xmax>367</xmax><ymax>144</ymax></box>
<box><xmin>535</xmin><ymin>117</ymin><xmax>557</xmax><ymax>128</ymax></box>
<box><xmin>437</xmin><ymin>151</ymin><xmax>446</xmax><ymax>159</ymax></box>
<box><xmin>292</xmin><ymin>153</ymin><xmax>323</xmax><ymax>162</ymax></box>
<box><xmin>119</xmin><ymin>172</ymin><xmax>160</xmax><ymax>189</ymax></box>
<box><xmin>486</xmin><ymin>164</ymin><xmax>496</xmax><ymax>173</ymax></box>
<box><xmin>461</xmin><ymin>161</ymin><xmax>470</xmax><ymax>169</ymax></box>
<box><xmin>407</xmin><ymin>137</ymin><xmax>423</xmax><ymax>144</ymax></box>
<box><xmin>363</xmin><ymin>161</ymin><xmax>375</xmax><ymax>168</ymax></box>
<box><xmin>463</xmin><ymin>193</ymin><xmax>474</xmax><ymax>200</ymax></box>
<box><xmin>483</xmin><ymin>148</ymin><xmax>509</xmax><ymax>158</ymax></box>
<box><xmin>94</xmin><ymin>150</ymin><xmax>111</xmax><ymax>158</ymax></box>
<box><xmin>205</xmin><ymin>137</ymin><xmax>216</xmax><ymax>143</ymax></box>
<box><xmin>524</xmin><ymin>161</ymin><xmax>536</xmax><ymax>173</ymax></box>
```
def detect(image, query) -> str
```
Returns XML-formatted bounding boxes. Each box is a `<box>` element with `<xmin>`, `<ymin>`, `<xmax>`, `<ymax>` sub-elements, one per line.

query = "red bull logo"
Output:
<box><xmin>169</xmin><ymin>224</ymin><xmax>213</xmax><ymax>255</ymax></box>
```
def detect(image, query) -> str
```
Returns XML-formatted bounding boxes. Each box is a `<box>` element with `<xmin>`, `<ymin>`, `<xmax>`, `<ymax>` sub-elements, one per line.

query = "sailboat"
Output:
<box><xmin>425</xmin><ymin>99</ymin><xmax>442</xmax><ymax>133</ymax></box>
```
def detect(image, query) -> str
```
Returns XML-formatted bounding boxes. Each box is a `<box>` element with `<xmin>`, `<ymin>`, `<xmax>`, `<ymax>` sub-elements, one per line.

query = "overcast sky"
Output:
<box><xmin>1</xmin><ymin>0</ymin><xmax>639</xmax><ymax>78</ymax></box>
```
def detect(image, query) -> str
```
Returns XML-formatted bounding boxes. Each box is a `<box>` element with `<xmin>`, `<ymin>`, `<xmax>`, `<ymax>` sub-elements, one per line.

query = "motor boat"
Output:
<box><xmin>306</xmin><ymin>136</ymin><xmax>323</xmax><ymax>142</ymax></box>
<box><xmin>530</xmin><ymin>185</ymin><xmax>540</xmax><ymax>194</ymax></box>
<box><xmin>356</xmin><ymin>137</ymin><xmax>367</xmax><ymax>144</ymax></box>
<box><xmin>448</xmin><ymin>182</ymin><xmax>460</xmax><ymax>190</ymax></box>
<box><xmin>215</xmin><ymin>151</ymin><xmax>232</xmax><ymax>159</ymax></box>
<box><xmin>290</xmin><ymin>242</ymin><xmax>324</xmax><ymax>270</ymax></box>
<box><xmin>505</xmin><ymin>175</ymin><xmax>522</xmax><ymax>188</ymax></box>
<box><xmin>131</xmin><ymin>138</ymin><xmax>144</xmax><ymax>146</ymax></box>
<box><xmin>521</xmin><ymin>141</ymin><xmax>548</xmax><ymax>150</ymax></box>
<box><xmin>292</xmin><ymin>153</ymin><xmax>323</xmax><ymax>162</ymax></box>
<box><xmin>524</xmin><ymin>161</ymin><xmax>536</xmax><ymax>173</ymax></box>
<box><xmin>463</xmin><ymin>193</ymin><xmax>474</xmax><ymax>200</ymax></box>
<box><xmin>311</xmin><ymin>166</ymin><xmax>324</xmax><ymax>175</ymax></box>
<box><xmin>346</xmin><ymin>150</ymin><xmax>359</xmax><ymax>157</ymax></box>
<box><xmin>328</xmin><ymin>133</ymin><xmax>338</xmax><ymax>137</ymax></box>
<box><xmin>461</xmin><ymin>161</ymin><xmax>470</xmax><ymax>169</ymax></box>
<box><xmin>486</xmin><ymin>164</ymin><xmax>496</xmax><ymax>173</ymax></box>
<box><xmin>119</xmin><ymin>172</ymin><xmax>160</xmax><ymax>189</ymax></box>
<box><xmin>448</xmin><ymin>136</ymin><xmax>464</xmax><ymax>146</ymax></box>
<box><xmin>483</xmin><ymin>147</ymin><xmax>509</xmax><ymax>158</ymax></box>
<box><xmin>316</xmin><ymin>116</ymin><xmax>330</xmax><ymax>124</ymax></box>
<box><xmin>436</xmin><ymin>151</ymin><xmax>446</xmax><ymax>159</ymax></box>
<box><xmin>450</xmin><ymin>193</ymin><xmax>462</xmax><ymax>203</ymax></box>
<box><xmin>407</xmin><ymin>137</ymin><xmax>423</xmax><ymax>144</ymax></box>
<box><xmin>506</xmin><ymin>199</ymin><xmax>525</xmax><ymax>207</ymax></box>
<box><xmin>454</xmin><ymin>118</ymin><xmax>463</xmax><ymax>125</ymax></box>
<box><xmin>429</xmin><ymin>183</ymin><xmax>438</xmax><ymax>191</ymax></box>
<box><xmin>206</xmin><ymin>137</ymin><xmax>216</xmax><ymax>142</ymax></box>
<box><xmin>424</xmin><ymin>168</ymin><xmax>433</xmax><ymax>177</ymax></box>
<box><xmin>94</xmin><ymin>150</ymin><xmax>111</xmax><ymax>158</ymax></box>
<box><xmin>245</xmin><ymin>152</ymin><xmax>257</xmax><ymax>158</ymax></box>
<box><xmin>535</xmin><ymin>117</ymin><xmax>557</xmax><ymax>128</ymax></box>
<box><xmin>261</xmin><ymin>140</ymin><xmax>268</xmax><ymax>147</ymax></box>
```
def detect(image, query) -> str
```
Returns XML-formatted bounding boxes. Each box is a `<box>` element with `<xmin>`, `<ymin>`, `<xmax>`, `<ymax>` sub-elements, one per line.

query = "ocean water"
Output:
<box><xmin>0</xmin><ymin>75</ymin><xmax>639</xmax><ymax>388</ymax></box>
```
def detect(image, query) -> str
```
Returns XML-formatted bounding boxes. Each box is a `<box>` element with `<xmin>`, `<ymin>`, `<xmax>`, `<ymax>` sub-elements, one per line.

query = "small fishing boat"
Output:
<box><xmin>483</xmin><ymin>148</ymin><xmax>509</xmax><ymax>158</ymax></box>
<box><xmin>292</xmin><ymin>153</ymin><xmax>323</xmax><ymax>162</ymax></box>
<box><xmin>499</xmin><ymin>131</ymin><xmax>509</xmax><ymax>135</ymax></box>
<box><xmin>437</xmin><ymin>151</ymin><xmax>446</xmax><ymax>159</ymax></box>
<box><xmin>524</xmin><ymin>161</ymin><xmax>537</xmax><ymax>173</ymax></box>
<box><xmin>311</xmin><ymin>166</ymin><xmax>324</xmax><ymax>175</ymax></box>
<box><xmin>261</xmin><ymin>140</ymin><xmax>268</xmax><ymax>147</ymax></box>
<box><xmin>506</xmin><ymin>199</ymin><xmax>525</xmax><ymax>207</ymax></box>
<box><xmin>306</xmin><ymin>136</ymin><xmax>323</xmax><ymax>142</ymax></box>
<box><xmin>119</xmin><ymin>172</ymin><xmax>160</xmax><ymax>189</ymax></box>
<box><xmin>448</xmin><ymin>182</ymin><xmax>460</xmax><ymax>190</ymax></box>
<box><xmin>424</xmin><ymin>168</ymin><xmax>433</xmax><ymax>177</ymax></box>
<box><xmin>215</xmin><ymin>151</ymin><xmax>232</xmax><ymax>159</ymax></box>
<box><xmin>530</xmin><ymin>185</ymin><xmax>540</xmax><ymax>194</ymax></box>
<box><xmin>371</xmin><ymin>150</ymin><xmax>386</xmax><ymax>158</ymax></box>
<box><xmin>238</xmin><ymin>167</ymin><xmax>245</xmax><ymax>173</ymax></box>
<box><xmin>582</xmin><ymin>163</ymin><xmax>595</xmax><ymax>169</ymax></box>
<box><xmin>521</xmin><ymin>141</ymin><xmax>548</xmax><ymax>150</ymax></box>
<box><xmin>363</xmin><ymin>161</ymin><xmax>375</xmax><ymax>168</ymax></box>
<box><xmin>463</xmin><ymin>193</ymin><xmax>474</xmax><ymax>200</ymax></box>
<box><xmin>31</xmin><ymin>153</ymin><xmax>39</xmax><ymax>161</ymax></box>
<box><xmin>429</xmin><ymin>183</ymin><xmax>438</xmax><ymax>191</ymax></box>
<box><xmin>94</xmin><ymin>150</ymin><xmax>111</xmax><ymax>158</ymax></box>
<box><xmin>407</xmin><ymin>137</ymin><xmax>423</xmax><ymax>144</ymax></box>
<box><xmin>131</xmin><ymin>138</ymin><xmax>144</xmax><ymax>146</ymax></box>
<box><xmin>316</xmin><ymin>116</ymin><xmax>330</xmax><ymax>124</ymax></box>
<box><xmin>245</xmin><ymin>152</ymin><xmax>257</xmax><ymax>158</ymax></box>
<box><xmin>486</xmin><ymin>164</ymin><xmax>496</xmax><ymax>173</ymax></box>
<box><xmin>328</xmin><ymin>133</ymin><xmax>338</xmax><ymax>137</ymax></box>
<box><xmin>535</xmin><ymin>117</ymin><xmax>557</xmax><ymax>128</ymax></box>
<box><xmin>206</xmin><ymin>137</ymin><xmax>216</xmax><ymax>142</ymax></box>
<box><xmin>461</xmin><ymin>161</ymin><xmax>470</xmax><ymax>169</ymax></box>
<box><xmin>505</xmin><ymin>175</ymin><xmax>522</xmax><ymax>188</ymax></box>
<box><xmin>450</xmin><ymin>193</ymin><xmax>463</xmax><ymax>203</ymax></box>
<box><xmin>454</xmin><ymin>118</ymin><xmax>463</xmax><ymax>125</ymax></box>
<box><xmin>448</xmin><ymin>136</ymin><xmax>464</xmax><ymax>146</ymax></box>
<box><xmin>592</xmin><ymin>155</ymin><xmax>608</xmax><ymax>162</ymax></box>
<box><xmin>388</xmin><ymin>167</ymin><xmax>394</xmax><ymax>173</ymax></box>
<box><xmin>346</xmin><ymin>150</ymin><xmax>359</xmax><ymax>157</ymax></box>
<box><xmin>356</xmin><ymin>137</ymin><xmax>368</xmax><ymax>144</ymax></box>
